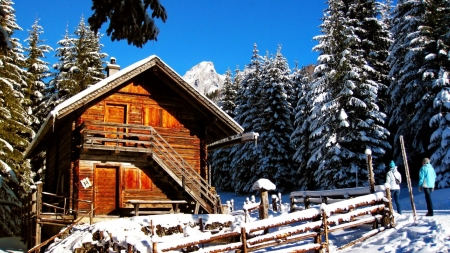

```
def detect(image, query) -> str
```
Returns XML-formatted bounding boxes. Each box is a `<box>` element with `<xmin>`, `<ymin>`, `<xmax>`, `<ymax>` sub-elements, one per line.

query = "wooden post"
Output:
<box><xmin>385</xmin><ymin>187</ymin><xmax>395</xmax><ymax>228</ymax></box>
<box><xmin>399</xmin><ymin>135</ymin><xmax>417</xmax><ymax>223</ymax></box>
<box><xmin>199</xmin><ymin>217</ymin><xmax>204</xmax><ymax>232</ymax></box>
<box><xmin>366</xmin><ymin>149</ymin><xmax>375</xmax><ymax>193</ymax></box>
<box><xmin>152</xmin><ymin>242</ymin><xmax>157</xmax><ymax>253</ymax></box>
<box><xmin>259</xmin><ymin>190</ymin><xmax>269</xmax><ymax>234</ymax></box>
<box><xmin>241</xmin><ymin>226</ymin><xmax>248</xmax><ymax>253</ymax></box>
<box><xmin>271</xmin><ymin>195</ymin><xmax>278</xmax><ymax>212</ymax></box>
<box><xmin>322</xmin><ymin>209</ymin><xmax>329</xmax><ymax>252</ymax></box>
<box><xmin>151</xmin><ymin>220</ymin><xmax>155</xmax><ymax>236</ymax></box>
<box><xmin>313</xmin><ymin>214</ymin><xmax>322</xmax><ymax>253</ymax></box>
<box><xmin>134</xmin><ymin>203</ymin><xmax>140</xmax><ymax>216</ymax></box>
<box><xmin>30</xmin><ymin>186</ymin><xmax>37</xmax><ymax>250</ymax></box>
<box><xmin>35</xmin><ymin>182</ymin><xmax>43</xmax><ymax>247</ymax></box>
<box><xmin>290</xmin><ymin>197</ymin><xmax>295</xmax><ymax>212</ymax></box>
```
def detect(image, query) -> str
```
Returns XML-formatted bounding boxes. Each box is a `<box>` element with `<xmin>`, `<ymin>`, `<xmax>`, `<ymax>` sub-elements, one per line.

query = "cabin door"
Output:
<box><xmin>105</xmin><ymin>104</ymin><xmax>127</xmax><ymax>145</ymax></box>
<box><xmin>94</xmin><ymin>166</ymin><xmax>118</xmax><ymax>215</ymax></box>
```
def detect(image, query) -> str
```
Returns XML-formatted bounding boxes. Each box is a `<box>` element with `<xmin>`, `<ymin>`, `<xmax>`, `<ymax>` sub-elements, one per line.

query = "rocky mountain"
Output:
<box><xmin>182</xmin><ymin>61</ymin><xmax>224</xmax><ymax>102</ymax></box>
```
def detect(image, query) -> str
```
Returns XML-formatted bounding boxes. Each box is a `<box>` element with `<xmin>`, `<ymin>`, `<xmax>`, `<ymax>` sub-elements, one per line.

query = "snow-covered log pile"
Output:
<box><xmin>45</xmin><ymin>214</ymin><xmax>236</xmax><ymax>253</ymax></box>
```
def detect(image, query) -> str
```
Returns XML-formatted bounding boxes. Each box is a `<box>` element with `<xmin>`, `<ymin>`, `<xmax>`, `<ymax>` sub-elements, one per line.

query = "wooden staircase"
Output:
<box><xmin>80</xmin><ymin>121</ymin><xmax>222</xmax><ymax>214</ymax></box>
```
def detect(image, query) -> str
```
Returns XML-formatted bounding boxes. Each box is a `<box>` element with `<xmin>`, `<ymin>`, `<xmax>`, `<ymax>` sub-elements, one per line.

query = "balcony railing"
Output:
<box><xmin>78</xmin><ymin>121</ymin><xmax>220</xmax><ymax>213</ymax></box>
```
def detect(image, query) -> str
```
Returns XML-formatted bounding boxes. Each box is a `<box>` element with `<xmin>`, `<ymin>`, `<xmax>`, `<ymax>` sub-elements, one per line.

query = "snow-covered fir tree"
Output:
<box><xmin>308</xmin><ymin>0</ymin><xmax>391</xmax><ymax>189</ymax></box>
<box><xmin>229</xmin><ymin>44</ymin><xmax>263</xmax><ymax>193</ymax></box>
<box><xmin>24</xmin><ymin>18</ymin><xmax>52</xmax><ymax>181</ymax></box>
<box><xmin>49</xmin><ymin>16</ymin><xmax>107</xmax><ymax>107</ymax></box>
<box><xmin>0</xmin><ymin>0</ymin><xmax>34</xmax><ymax>235</ymax></box>
<box><xmin>251</xmin><ymin>46</ymin><xmax>296</xmax><ymax>191</ymax></box>
<box><xmin>421</xmin><ymin>0</ymin><xmax>450</xmax><ymax>188</ymax></box>
<box><xmin>291</xmin><ymin>64</ymin><xmax>315</xmax><ymax>190</ymax></box>
<box><xmin>211</xmin><ymin>68</ymin><xmax>239</xmax><ymax>190</ymax></box>
<box><xmin>24</xmin><ymin>18</ymin><xmax>52</xmax><ymax>132</ymax></box>
<box><xmin>387</xmin><ymin>0</ymin><xmax>428</xmax><ymax>160</ymax></box>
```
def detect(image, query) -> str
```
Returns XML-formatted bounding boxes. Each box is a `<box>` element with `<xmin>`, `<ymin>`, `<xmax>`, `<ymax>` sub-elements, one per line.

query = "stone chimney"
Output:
<box><xmin>106</xmin><ymin>57</ymin><xmax>120</xmax><ymax>77</ymax></box>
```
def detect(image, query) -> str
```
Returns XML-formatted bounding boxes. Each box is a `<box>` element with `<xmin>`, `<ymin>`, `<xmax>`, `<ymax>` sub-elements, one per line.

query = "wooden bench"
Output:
<box><xmin>126</xmin><ymin>200</ymin><xmax>187</xmax><ymax>216</ymax></box>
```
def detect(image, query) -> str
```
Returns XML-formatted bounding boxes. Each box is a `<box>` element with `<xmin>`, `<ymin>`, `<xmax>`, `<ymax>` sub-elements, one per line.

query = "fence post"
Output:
<box><xmin>241</xmin><ymin>226</ymin><xmax>248</xmax><ymax>253</ymax></box>
<box><xmin>35</xmin><ymin>182</ymin><xmax>43</xmax><ymax>247</ymax></box>
<box><xmin>152</xmin><ymin>241</ymin><xmax>158</xmax><ymax>253</ymax></box>
<box><xmin>314</xmin><ymin>212</ymin><xmax>322</xmax><ymax>253</ymax></box>
<box><xmin>259</xmin><ymin>189</ymin><xmax>269</xmax><ymax>234</ymax></box>
<box><xmin>365</xmin><ymin>149</ymin><xmax>375</xmax><ymax>193</ymax></box>
<box><xmin>290</xmin><ymin>196</ymin><xmax>295</xmax><ymax>212</ymax></box>
<box><xmin>322</xmin><ymin>209</ymin><xmax>329</xmax><ymax>252</ymax></box>
<box><xmin>271</xmin><ymin>194</ymin><xmax>278</xmax><ymax>212</ymax></box>
<box><xmin>384</xmin><ymin>187</ymin><xmax>395</xmax><ymax>228</ymax></box>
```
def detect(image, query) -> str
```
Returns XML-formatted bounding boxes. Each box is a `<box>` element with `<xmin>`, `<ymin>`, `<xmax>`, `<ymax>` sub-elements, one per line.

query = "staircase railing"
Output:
<box><xmin>80</xmin><ymin>121</ymin><xmax>220</xmax><ymax>213</ymax></box>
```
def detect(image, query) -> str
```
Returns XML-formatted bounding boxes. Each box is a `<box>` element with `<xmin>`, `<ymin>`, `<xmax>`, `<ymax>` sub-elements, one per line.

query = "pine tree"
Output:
<box><xmin>308</xmin><ymin>0</ymin><xmax>390</xmax><ymax>189</ymax></box>
<box><xmin>252</xmin><ymin>46</ymin><xmax>296</xmax><ymax>191</ymax></box>
<box><xmin>50</xmin><ymin>16</ymin><xmax>107</xmax><ymax>107</ymax></box>
<box><xmin>24</xmin><ymin>18</ymin><xmax>52</xmax><ymax>181</ymax></box>
<box><xmin>211</xmin><ymin>69</ymin><xmax>238</xmax><ymax>190</ymax></box>
<box><xmin>422</xmin><ymin>0</ymin><xmax>450</xmax><ymax>188</ymax></box>
<box><xmin>387</xmin><ymin>0</ymin><xmax>428</xmax><ymax>160</ymax></box>
<box><xmin>0</xmin><ymin>0</ymin><xmax>34</xmax><ymax>235</ymax></box>
<box><xmin>291</xmin><ymin>64</ymin><xmax>315</xmax><ymax>189</ymax></box>
<box><xmin>230</xmin><ymin>44</ymin><xmax>263</xmax><ymax>193</ymax></box>
<box><xmin>24</xmin><ymin>18</ymin><xmax>52</xmax><ymax>132</ymax></box>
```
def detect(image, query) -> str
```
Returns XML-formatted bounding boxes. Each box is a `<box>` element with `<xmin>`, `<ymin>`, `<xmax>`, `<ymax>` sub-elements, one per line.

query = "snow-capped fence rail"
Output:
<box><xmin>289</xmin><ymin>185</ymin><xmax>386</xmax><ymax>211</ymax></box>
<box><xmin>153</xmin><ymin>189</ymin><xmax>394</xmax><ymax>253</ymax></box>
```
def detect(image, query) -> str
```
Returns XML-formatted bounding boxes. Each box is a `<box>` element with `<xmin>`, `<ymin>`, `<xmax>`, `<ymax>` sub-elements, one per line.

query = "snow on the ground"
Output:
<box><xmin>3</xmin><ymin>184</ymin><xmax>448</xmax><ymax>253</ymax></box>
<box><xmin>337</xmin><ymin>184</ymin><xmax>450</xmax><ymax>253</ymax></box>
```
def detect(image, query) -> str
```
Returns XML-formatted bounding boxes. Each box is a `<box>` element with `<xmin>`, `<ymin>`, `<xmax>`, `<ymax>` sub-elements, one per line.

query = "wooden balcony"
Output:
<box><xmin>77</xmin><ymin>121</ymin><xmax>221</xmax><ymax>214</ymax></box>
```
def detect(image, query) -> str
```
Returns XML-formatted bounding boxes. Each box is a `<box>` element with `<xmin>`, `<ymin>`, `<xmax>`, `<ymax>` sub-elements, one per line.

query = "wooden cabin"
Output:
<box><xmin>25</xmin><ymin>55</ymin><xmax>244</xmax><ymax>218</ymax></box>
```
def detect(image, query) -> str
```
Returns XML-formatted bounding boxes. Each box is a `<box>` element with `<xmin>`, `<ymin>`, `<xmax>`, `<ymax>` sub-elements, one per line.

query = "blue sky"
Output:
<box><xmin>14</xmin><ymin>1</ymin><xmax>326</xmax><ymax>76</ymax></box>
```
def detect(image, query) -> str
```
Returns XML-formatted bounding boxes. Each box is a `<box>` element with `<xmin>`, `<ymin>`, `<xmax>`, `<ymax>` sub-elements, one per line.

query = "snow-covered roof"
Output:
<box><xmin>25</xmin><ymin>55</ymin><xmax>243</xmax><ymax>158</ymax></box>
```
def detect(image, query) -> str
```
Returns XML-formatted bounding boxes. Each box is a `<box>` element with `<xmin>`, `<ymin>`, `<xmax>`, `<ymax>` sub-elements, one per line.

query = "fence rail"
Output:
<box><xmin>24</xmin><ymin>185</ymin><xmax>395</xmax><ymax>253</ymax></box>
<box><xmin>152</xmin><ymin>188</ymin><xmax>394</xmax><ymax>253</ymax></box>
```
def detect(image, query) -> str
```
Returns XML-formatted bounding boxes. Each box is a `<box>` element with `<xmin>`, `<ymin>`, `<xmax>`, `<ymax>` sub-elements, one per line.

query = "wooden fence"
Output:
<box><xmin>152</xmin><ymin>188</ymin><xmax>393</xmax><ymax>253</ymax></box>
<box><xmin>30</xmin><ymin>186</ymin><xmax>394</xmax><ymax>253</ymax></box>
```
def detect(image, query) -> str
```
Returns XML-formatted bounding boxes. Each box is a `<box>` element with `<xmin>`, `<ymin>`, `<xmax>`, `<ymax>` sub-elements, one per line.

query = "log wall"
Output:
<box><xmin>80</xmin><ymin>81</ymin><xmax>202</xmax><ymax>174</ymax></box>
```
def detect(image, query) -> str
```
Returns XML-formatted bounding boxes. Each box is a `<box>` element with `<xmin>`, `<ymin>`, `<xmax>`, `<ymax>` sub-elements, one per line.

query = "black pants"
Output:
<box><xmin>424</xmin><ymin>187</ymin><xmax>434</xmax><ymax>215</ymax></box>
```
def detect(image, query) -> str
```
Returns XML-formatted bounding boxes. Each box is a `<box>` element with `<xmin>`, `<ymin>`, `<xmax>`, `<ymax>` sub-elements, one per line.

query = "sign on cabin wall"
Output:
<box><xmin>81</xmin><ymin>177</ymin><xmax>92</xmax><ymax>189</ymax></box>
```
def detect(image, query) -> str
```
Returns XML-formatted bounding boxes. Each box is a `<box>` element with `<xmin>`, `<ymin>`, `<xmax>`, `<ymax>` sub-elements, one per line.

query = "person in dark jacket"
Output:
<box><xmin>418</xmin><ymin>158</ymin><xmax>437</xmax><ymax>216</ymax></box>
<box><xmin>386</xmin><ymin>161</ymin><xmax>402</xmax><ymax>214</ymax></box>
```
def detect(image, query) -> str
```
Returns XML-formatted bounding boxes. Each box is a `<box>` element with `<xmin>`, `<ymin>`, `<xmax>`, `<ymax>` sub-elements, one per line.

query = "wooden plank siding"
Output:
<box><xmin>75</xmin><ymin>81</ymin><xmax>204</xmax><ymax>215</ymax></box>
<box><xmin>76</xmin><ymin>160</ymin><xmax>173</xmax><ymax>215</ymax></box>
<box><xmin>44</xmin><ymin>121</ymin><xmax>73</xmax><ymax>196</ymax></box>
<box><xmin>80</xmin><ymin>82</ymin><xmax>202</xmax><ymax>175</ymax></box>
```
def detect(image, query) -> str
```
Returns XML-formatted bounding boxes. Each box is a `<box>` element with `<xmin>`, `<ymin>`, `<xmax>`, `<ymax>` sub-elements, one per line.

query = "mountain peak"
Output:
<box><xmin>183</xmin><ymin>61</ymin><xmax>225</xmax><ymax>100</ymax></box>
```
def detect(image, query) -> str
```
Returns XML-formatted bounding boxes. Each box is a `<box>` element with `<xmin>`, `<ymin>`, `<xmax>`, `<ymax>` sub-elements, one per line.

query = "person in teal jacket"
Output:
<box><xmin>418</xmin><ymin>157</ymin><xmax>437</xmax><ymax>216</ymax></box>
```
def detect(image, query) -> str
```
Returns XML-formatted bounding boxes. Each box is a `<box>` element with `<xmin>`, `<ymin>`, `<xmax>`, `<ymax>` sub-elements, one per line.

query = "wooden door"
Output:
<box><xmin>94</xmin><ymin>166</ymin><xmax>118</xmax><ymax>215</ymax></box>
<box><xmin>105</xmin><ymin>104</ymin><xmax>127</xmax><ymax>145</ymax></box>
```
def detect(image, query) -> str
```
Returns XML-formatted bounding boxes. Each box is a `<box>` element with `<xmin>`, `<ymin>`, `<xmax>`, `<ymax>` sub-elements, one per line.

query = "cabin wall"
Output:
<box><xmin>44</xmin><ymin>120</ymin><xmax>73</xmax><ymax>196</ymax></box>
<box><xmin>80</xmin><ymin>81</ymin><xmax>202</xmax><ymax>173</ymax></box>
<box><xmin>76</xmin><ymin>160</ymin><xmax>170</xmax><ymax>214</ymax></box>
